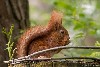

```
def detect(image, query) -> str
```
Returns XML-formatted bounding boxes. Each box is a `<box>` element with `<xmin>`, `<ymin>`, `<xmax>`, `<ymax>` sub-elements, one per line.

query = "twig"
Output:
<box><xmin>24</xmin><ymin>57</ymin><xmax>100</xmax><ymax>61</ymax></box>
<box><xmin>4</xmin><ymin>46</ymin><xmax>100</xmax><ymax>63</ymax></box>
<box><xmin>26</xmin><ymin>46</ymin><xmax>100</xmax><ymax>58</ymax></box>
<box><xmin>4</xmin><ymin>57</ymin><xmax>100</xmax><ymax>64</ymax></box>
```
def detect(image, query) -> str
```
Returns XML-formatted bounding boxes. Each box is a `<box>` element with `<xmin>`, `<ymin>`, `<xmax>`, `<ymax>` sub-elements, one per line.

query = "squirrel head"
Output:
<box><xmin>47</xmin><ymin>11</ymin><xmax>70</xmax><ymax>46</ymax></box>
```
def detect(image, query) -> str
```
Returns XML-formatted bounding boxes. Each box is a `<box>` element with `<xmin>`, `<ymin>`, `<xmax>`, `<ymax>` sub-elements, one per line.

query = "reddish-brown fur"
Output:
<box><xmin>16</xmin><ymin>11</ymin><xmax>70</xmax><ymax>58</ymax></box>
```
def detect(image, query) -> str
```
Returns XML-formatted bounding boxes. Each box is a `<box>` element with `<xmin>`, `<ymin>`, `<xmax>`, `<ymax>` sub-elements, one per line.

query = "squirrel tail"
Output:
<box><xmin>16</xmin><ymin>26</ymin><xmax>49</xmax><ymax>58</ymax></box>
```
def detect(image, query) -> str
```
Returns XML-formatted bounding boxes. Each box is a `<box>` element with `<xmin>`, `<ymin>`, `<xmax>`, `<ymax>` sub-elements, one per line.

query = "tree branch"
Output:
<box><xmin>4</xmin><ymin>46</ymin><xmax>100</xmax><ymax>63</ymax></box>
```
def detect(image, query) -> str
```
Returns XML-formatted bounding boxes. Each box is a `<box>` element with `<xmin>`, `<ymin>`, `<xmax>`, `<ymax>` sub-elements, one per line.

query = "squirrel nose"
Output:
<box><xmin>64</xmin><ymin>37</ymin><xmax>70</xmax><ymax>44</ymax></box>
<box><xmin>64</xmin><ymin>36</ymin><xmax>70</xmax><ymax>41</ymax></box>
<box><xmin>68</xmin><ymin>36</ymin><xmax>70</xmax><ymax>40</ymax></box>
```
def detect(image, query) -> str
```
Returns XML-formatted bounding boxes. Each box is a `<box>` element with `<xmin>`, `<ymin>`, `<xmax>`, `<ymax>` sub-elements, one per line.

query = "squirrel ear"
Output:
<box><xmin>48</xmin><ymin>11</ymin><xmax>63</xmax><ymax>29</ymax></box>
<box><xmin>51</xmin><ymin>10</ymin><xmax>63</xmax><ymax>24</ymax></box>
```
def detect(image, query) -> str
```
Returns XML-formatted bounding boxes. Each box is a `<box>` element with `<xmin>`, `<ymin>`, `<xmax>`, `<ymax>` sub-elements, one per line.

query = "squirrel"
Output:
<box><xmin>16</xmin><ymin>11</ymin><xmax>70</xmax><ymax>58</ymax></box>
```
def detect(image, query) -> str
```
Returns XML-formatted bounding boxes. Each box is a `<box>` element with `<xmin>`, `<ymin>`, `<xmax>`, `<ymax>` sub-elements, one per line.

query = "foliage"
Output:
<box><xmin>2</xmin><ymin>24</ymin><xmax>15</xmax><ymax>60</ymax></box>
<box><xmin>95</xmin><ymin>41</ymin><xmax>100</xmax><ymax>46</ymax></box>
<box><xmin>90</xmin><ymin>52</ymin><xmax>100</xmax><ymax>58</ymax></box>
<box><xmin>53</xmin><ymin>0</ymin><xmax>100</xmax><ymax>36</ymax></box>
<box><xmin>88</xmin><ymin>41</ymin><xmax>100</xmax><ymax>58</ymax></box>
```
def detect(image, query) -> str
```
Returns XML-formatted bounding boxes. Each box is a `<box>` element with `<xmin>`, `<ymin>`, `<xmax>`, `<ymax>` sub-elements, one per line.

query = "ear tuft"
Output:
<box><xmin>47</xmin><ymin>10</ymin><xmax>63</xmax><ymax>30</ymax></box>
<box><xmin>49</xmin><ymin>10</ymin><xmax>63</xmax><ymax>24</ymax></box>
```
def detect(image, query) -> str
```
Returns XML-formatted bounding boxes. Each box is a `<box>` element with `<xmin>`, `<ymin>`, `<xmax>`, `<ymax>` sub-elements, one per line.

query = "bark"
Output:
<box><xmin>0</xmin><ymin>0</ymin><xmax>29</xmax><ymax>67</ymax></box>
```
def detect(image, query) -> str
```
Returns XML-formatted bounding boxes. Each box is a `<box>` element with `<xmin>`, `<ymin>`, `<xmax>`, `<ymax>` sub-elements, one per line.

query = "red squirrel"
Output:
<box><xmin>16</xmin><ymin>11</ymin><xmax>70</xmax><ymax>58</ymax></box>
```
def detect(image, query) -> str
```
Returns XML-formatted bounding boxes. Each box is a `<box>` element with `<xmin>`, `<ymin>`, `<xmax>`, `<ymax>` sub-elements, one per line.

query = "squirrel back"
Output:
<box><xmin>16</xmin><ymin>11</ymin><xmax>70</xmax><ymax>58</ymax></box>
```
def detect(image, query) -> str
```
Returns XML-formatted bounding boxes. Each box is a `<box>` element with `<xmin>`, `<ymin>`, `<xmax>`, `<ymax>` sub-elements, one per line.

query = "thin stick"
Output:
<box><xmin>4</xmin><ymin>46</ymin><xmax>100</xmax><ymax>63</ymax></box>
<box><xmin>22</xmin><ymin>57</ymin><xmax>100</xmax><ymax>61</ymax></box>
<box><xmin>27</xmin><ymin>46</ymin><xmax>100</xmax><ymax>58</ymax></box>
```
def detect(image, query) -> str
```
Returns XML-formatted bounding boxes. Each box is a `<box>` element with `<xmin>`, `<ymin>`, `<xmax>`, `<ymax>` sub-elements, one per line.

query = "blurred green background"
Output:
<box><xmin>29</xmin><ymin>0</ymin><xmax>100</xmax><ymax>58</ymax></box>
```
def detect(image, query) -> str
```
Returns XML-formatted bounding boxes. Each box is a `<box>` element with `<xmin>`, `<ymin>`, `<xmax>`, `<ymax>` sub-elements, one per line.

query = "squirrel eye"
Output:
<box><xmin>60</xmin><ymin>30</ymin><xmax>64</xmax><ymax>34</ymax></box>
